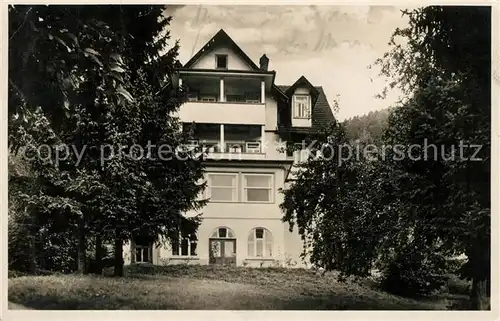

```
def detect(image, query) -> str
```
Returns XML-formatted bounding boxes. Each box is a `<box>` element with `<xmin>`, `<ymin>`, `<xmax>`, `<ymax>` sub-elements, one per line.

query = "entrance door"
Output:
<box><xmin>209</xmin><ymin>238</ymin><xmax>236</xmax><ymax>265</ymax></box>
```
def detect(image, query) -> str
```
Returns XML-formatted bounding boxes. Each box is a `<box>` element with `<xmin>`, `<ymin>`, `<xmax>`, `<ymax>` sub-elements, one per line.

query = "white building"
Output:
<box><xmin>123</xmin><ymin>29</ymin><xmax>335</xmax><ymax>268</ymax></box>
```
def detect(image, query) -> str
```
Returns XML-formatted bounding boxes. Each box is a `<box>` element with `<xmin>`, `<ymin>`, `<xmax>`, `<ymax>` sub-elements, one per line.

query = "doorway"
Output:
<box><xmin>209</xmin><ymin>238</ymin><xmax>236</xmax><ymax>265</ymax></box>
<box><xmin>209</xmin><ymin>227</ymin><xmax>237</xmax><ymax>265</ymax></box>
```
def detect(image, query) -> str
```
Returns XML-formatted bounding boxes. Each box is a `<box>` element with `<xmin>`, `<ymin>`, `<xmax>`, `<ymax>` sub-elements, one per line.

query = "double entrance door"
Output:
<box><xmin>209</xmin><ymin>238</ymin><xmax>236</xmax><ymax>265</ymax></box>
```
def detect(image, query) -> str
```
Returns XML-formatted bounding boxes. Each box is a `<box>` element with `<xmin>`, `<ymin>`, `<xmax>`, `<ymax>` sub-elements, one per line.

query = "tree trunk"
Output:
<box><xmin>95</xmin><ymin>234</ymin><xmax>103</xmax><ymax>274</ymax></box>
<box><xmin>77</xmin><ymin>219</ymin><xmax>87</xmax><ymax>274</ymax></box>
<box><xmin>28</xmin><ymin>235</ymin><xmax>37</xmax><ymax>274</ymax></box>
<box><xmin>471</xmin><ymin>278</ymin><xmax>489</xmax><ymax>310</ymax></box>
<box><xmin>130</xmin><ymin>239</ymin><xmax>136</xmax><ymax>264</ymax></box>
<box><xmin>113</xmin><ymin>234</ymin><xmax>124</xmax><ymax>277</ymax></box>
<box><xmin>25</xmin><ymin>207</ymin><xmax>37</xmax><ymax>274</ymax></box>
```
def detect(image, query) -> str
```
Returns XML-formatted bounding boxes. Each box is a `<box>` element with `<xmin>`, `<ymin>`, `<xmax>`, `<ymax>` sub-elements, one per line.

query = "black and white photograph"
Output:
<box><xmin>4</xmin><ymin>2</ymin><xmax>497</xmax><ymax>314</ymax></box>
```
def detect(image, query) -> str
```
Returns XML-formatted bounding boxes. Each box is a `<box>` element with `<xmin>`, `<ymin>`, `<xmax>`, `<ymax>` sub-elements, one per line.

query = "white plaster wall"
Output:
<box><xmin>159</xmin><ymin>165</ymin><xmax>302</xmax><ymax>267</ymax></box>
<box><xmin>265</xmin><ymin>96</ymin><xmax>278</xmax><ymax>131</ymax></box>
<box><xmin>263</xmin><ymin>132</ymin><xmax>287</xmax><ymax>161</ymax></box>
<box><xmin>123</xmin><ymin>165</ymin><xmax>306</xmax><ymax>268</ymax></box>
<box><xmin>123</xmin><ymin>241</ymin><xmax>131</xmax><ymax>265</ymax></box>
<box><xmin>190</xmin><ymin>47</ymin><xmax>254</xmax><ymax>70</ymax></box>
<box><xmin>178</xmin><ymin>101</ymin><xmax>265</xmax><ymax>125</ymax></box>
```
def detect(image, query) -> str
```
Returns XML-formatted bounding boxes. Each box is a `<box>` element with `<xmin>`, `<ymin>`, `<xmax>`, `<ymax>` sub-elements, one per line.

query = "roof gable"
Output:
<box><xmin>284</xmin><ymin>76</ymin><xmax>319</xmax><ymax>98</ymax></box>
<box><xmin>277</xmin><ymin>83</ymin><xmax>335</xmax><ymax>134</ymax></box>
<box><xmin>183</xmin><ymin>29</ymin><xmax>260</xmax><ymax>70</ymax></box>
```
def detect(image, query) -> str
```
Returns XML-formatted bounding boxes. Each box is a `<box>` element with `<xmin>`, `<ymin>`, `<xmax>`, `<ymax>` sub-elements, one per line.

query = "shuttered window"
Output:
<box><xmin>247</xmin><ymin>228</ymin><xmax>273</xmax><ymax>257</ymax></box>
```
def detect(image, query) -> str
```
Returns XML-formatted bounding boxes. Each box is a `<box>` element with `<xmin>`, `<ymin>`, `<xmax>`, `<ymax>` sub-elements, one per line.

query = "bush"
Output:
<box><xmin>445</xmin><ymin>273</ymin><xmax>471</xmax><ymax>296</ymax></box>
<box><xmin>380</xmin><ymin>245</ymin><xmax>448</xmax><ymax>297</ymax></box>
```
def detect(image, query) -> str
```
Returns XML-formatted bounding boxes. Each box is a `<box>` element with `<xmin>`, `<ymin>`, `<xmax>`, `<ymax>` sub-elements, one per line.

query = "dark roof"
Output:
<box><xmin>183</xmin><ymin>29</ymin><xmax>260</xmax><ymax>70</ymax></box>
<box><xmin>282</xmin><ymin>76</ymin><xmax>319</xmax><ymax>97</ymax></box>
<box><xmin>276</xmin><ymin>85</ymin><xmax>335</xmax><ymax>134</ymax></box>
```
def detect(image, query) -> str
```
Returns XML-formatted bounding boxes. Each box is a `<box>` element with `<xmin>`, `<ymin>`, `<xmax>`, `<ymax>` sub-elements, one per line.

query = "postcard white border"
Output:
<box><xmin>1</xmin><ymin>1</ymin><xmax>498</xmax><ymax>320</ymax></box>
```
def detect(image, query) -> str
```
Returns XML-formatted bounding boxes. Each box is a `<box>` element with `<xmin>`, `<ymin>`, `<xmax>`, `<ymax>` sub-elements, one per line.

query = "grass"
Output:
<box><xmin>8</xmin><ymin>265</ymin><xmax>454</xmax><ymax>310</ymax></box>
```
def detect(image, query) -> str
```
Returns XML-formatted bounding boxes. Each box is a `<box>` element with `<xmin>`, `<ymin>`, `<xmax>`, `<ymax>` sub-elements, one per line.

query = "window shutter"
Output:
<box><xmin>264</xmin><ymin>230</ymin><xmax>273</xmax><ymax>257</ymax></box>
<box><xmin>256</xmin><ymin>239</ymin><xmax>264</xmax><ymax>257</ymax></box>
<box><xmin>247</xmin><ymin>231</ymin><xmax>255</xmax><ymax>256</ymax></box>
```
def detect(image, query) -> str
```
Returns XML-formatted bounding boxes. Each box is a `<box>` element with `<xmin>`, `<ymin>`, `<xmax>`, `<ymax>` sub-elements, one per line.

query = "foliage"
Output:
<box><xmin>445</xmin><ymin>273</ymin><xmax>471</xmax><ymax>296</ymax></box>
<box><xmin>8</xmin><ymin>5</ymin><xmax>207</xmax><ymax>276</ymax></box>
<box><xmin>343</xmin><ymin>108</ymin><xmax>391</xmax><ymax>144</ymax></box>
<box><xmin>281</xmin><ymin>122</ymin><xmax>390</xmax><ymax>278</ymax></box>
<box><xmin>376</xmin><ymin>6</ymin><xmax>490</xmax><ymax>308</ymax></box>
<box><xmin>281</xmin><ymin>6</ymin><xmax>490</xmax><ymax>309</ymax></box>
<box><xmin>380</xmin><ymin>243</ymin><xmax>448</xmax><ymax>297</ymax></box>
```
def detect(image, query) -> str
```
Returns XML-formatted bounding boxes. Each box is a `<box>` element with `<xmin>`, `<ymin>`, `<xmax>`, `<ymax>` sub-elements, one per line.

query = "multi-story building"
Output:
<box><xmin>123</xmin><ymin>29</ymin><xmax>335</xmax><ymax>268</ymax></box>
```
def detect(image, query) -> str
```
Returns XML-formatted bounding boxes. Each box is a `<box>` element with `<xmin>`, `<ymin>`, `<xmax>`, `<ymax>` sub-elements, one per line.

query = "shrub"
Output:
<box><xmin>380</xmin><ymin>245</ymin><xmax>448</xmax><ymax>297</ymax></box>
<box><xmin>445</xmin><ymin>273</ymin><xmax>471</xmax><ymax>296</ymax></box>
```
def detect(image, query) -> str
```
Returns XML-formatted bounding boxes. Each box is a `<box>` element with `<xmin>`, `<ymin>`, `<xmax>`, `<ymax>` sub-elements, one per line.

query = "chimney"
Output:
<box><xmin>259</xmin><ymin>54</ymin><xmax>269</xmax><ymax>71</ymax></box>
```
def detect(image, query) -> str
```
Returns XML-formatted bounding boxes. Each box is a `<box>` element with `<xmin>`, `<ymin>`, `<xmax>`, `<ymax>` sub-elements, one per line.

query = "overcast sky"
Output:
<box><xmin>164</xmin><ymin>5</ymin><xmax>410</xmax><ymax>121</ymax></box>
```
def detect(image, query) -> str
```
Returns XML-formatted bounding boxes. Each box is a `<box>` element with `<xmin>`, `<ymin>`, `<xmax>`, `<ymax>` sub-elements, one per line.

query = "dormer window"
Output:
<box><xmin>216</xmin><ymin>54</ymin><xmax>228</xmax><ymax>69</ymax></box>
<box><xmin>293</xmin><ymin>94</ymin><xmax>311</xmax><ymax>119</ymax></box>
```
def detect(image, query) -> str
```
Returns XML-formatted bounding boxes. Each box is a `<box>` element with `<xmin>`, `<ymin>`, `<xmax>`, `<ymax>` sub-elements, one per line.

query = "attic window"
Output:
<box><xmin>216</xmin><ymin>55</ymin><xmax>228</xmax><ymax>69</ymax></box>
<box><xmin>293</xmin><ymin>95</ymin><xmax>311</xmax><ymax>119</ymax></box>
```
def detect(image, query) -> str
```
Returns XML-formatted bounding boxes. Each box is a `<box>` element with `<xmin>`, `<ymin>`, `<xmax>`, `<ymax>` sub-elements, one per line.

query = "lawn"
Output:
<box><xmin>8</xmin><ymin>265</ymin><xmax>458</xmax><ymax>310</ymax></box>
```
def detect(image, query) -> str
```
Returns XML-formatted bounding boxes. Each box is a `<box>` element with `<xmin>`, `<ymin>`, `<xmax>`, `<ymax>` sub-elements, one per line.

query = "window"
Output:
<box><xmin>207</xmin><ymin>173</ymin><xmax>238</xmax><ymax>202</ymax></box>
<box><xmin>210</xmin><ymin>227</ymin><xmax>236</xmax><ymax>238</ymax></box>
<box><xmin>226</xmin><ymin>94</ymin><xmax>246</xmax><ymax>102</ymax></box>
<box><xmin>216</xmin><ymin>55</ymin><xmax>228</xmax><ymax>69</ymax></box>
<box><xmin>248</xmin><ymin>228</ymin><xmax>273</xmax><ymax>257</ymax></box>
<box><xmin>171</xmin><ymin>235</ymin><xmax>198</xmax><ymax>256</ymax></box>
<box><xmin>243</xmin><ymin>174</ymin><xmax>273</xmax><ymax>202</ymax></box>
<box><xmin>245</xmin><ymin>92</ymin><xmax>260</xmax><ymax>103</ymax></box>
<box><xmin>200</xmin><ymin>95</ymin><xmax>217</xmax><ymax>102</ymax></box>
<box><xmin>293</xmin><ymin>94</ymin><xmax>311</xmax><ymax>119</ymax></box>
<box><xmin>135</xmin><ymin>245</ymin><xmax>152</xmax><ymax>263</ymax></box>
<box><xmin>134</xmin><ymin>236</ymin><xmax>153</xmax><ymax>263</ymax></box>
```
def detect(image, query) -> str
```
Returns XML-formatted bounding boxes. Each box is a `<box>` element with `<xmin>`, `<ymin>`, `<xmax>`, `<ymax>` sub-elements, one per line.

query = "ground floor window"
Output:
<box><xmin>134</xmin><ymin>235</ymin><xmax>153</xmax><ymax>263</ymax></box>
<box><xmin>171</xmin><ymin>235</ymin><xmax>198</xmax><ymax>256</ymax></box>
<box><xmin>248</xmin><ymin>228</ymin><xmax>273</xmax><ymax>257</ymax></box>
<box><xmin>136</xmin><ymin>245</ymin><xmax>152</xmax><ymax>263</ymax></box>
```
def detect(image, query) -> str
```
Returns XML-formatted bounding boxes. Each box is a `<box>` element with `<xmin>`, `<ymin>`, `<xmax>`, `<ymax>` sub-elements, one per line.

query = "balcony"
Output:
<box><xmin>178</xmin><ymin>75</ymin><xmax>266</xmax><ymax>125</ymax></box>
<box><xmin>181</xmin><ymin>123</ymin><xmax>266</xmax><ymax>160</ymax></box>
<box><xmin>179</xmin><ymin>101</ymin><xmax>265</xmax><ymax>125</ymax></box>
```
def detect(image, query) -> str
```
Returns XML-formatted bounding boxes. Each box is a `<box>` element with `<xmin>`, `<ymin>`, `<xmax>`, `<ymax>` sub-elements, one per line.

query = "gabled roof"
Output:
<box><xmin>183</xmin><ymin>29</ymin><xmax>260</xmax><ymax>70</ymax></box>
<box><xmin>283</xmin><ymin>76</ymin><xmax>319</xmax><ymax>98</ymax></box>
<box><xmin>181</xmin><ymin>29</ymin><xmax>288</xmax><ymax>102</ymax></box>
<box><xmin>277</xmin><ymin>84</ymin><xmax>335</xmax><ymax>134</ymax></box>
<box><xmin>181</xmin><ymin>30</ymin><xmax>335</xmax><ymax>133</ymax></box>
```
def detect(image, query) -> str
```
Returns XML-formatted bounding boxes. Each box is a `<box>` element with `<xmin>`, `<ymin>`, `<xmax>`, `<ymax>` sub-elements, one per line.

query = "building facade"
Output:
<box><xmin>123</xmin><ymin>29</ymin><xmax>335</xmax><ymax>268</ymax></box>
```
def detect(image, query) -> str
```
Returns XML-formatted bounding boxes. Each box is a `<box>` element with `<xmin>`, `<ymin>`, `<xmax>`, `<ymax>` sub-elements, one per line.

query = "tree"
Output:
<box><xmin>281</xmin><ymin>122</ymin><xmax>390</xmax><ymax>278</ymax></box>
<box><xmin>8</xmin><ymin>5</ymin><xmax>207</xmax><ymax>276</ymax></box>
<box><xmin>376</xmin><ymin>6</ymin><xmax>491</xmax><ymax>309</ymax></box>
<box><xmin>281</xmin><ymin>6</ymin><xmax>490</xmax><ymax>309</ymax></box>
<box><xmin>343</xmin><ymin>108</ymin><xmax>391</xmax><ymax>144</ymax></box>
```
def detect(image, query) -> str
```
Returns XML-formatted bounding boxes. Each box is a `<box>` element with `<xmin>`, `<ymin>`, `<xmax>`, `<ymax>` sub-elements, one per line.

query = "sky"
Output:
<box><xmin>164</xmin><ymin>5</ymin><xmax>410</xmax><ymax>121</ymax></box>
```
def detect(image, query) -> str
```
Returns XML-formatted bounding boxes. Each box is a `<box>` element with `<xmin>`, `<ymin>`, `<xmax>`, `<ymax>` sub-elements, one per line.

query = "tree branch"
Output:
<box><xmin>9</xmin><ymin>7</ymin><xmax>32</xmax><ymax>40</ymax></box>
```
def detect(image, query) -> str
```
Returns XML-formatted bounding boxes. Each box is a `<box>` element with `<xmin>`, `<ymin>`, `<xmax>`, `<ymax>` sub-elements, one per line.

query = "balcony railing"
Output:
<box><xmin>180</xmin><ymin>141</ymin><xmax>263</xmax><ymax>154</ymax></box>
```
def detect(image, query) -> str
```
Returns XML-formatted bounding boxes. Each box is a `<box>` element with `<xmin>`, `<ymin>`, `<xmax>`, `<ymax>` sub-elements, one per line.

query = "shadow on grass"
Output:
<box><xmin>8</xmin><ymin>267</ymin><xmax>444</xmax><ymax>310</ymax></box>
<box><xmin>9</xmin><ymin>290</ymin><xmax>437</xmax><ymax>310</ymax></box>
<box><xmin>9</xmin><ymin>294</ymin><xmax>180</xmax><ymax>310</ymax></box>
